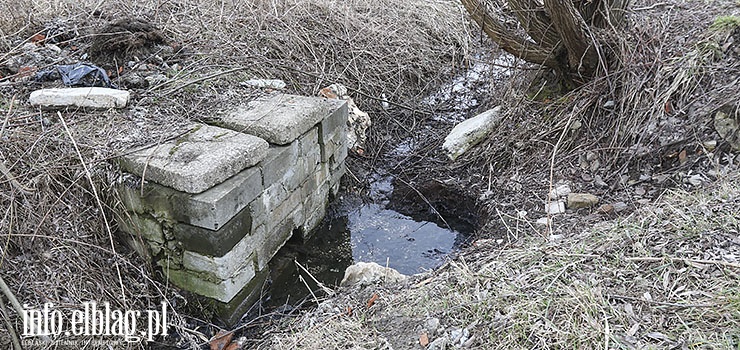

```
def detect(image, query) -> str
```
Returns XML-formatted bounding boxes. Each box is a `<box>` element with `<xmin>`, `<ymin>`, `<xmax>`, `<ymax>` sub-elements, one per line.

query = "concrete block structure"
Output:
<box><xmin>116</xmin><ymin>93</ymin><xmax>348</xmax><ymax>324</ymax></box>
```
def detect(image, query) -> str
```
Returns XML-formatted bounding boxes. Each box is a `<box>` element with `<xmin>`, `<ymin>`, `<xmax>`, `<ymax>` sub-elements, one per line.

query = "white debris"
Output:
<box><xmin>548</xmin><ymin>184</ymin><xmax>572</xmax><ymax>199</ymax></box>
<box><xmin>545</xmin><ymin>201</ymin><xmax>566</xmax><ymax>214</ymax></box>
<box><xmin>30</xmin><ymin>87</ymin><xmax>129</xmax><ymax>109</ymax></box>
<box><xmin>242</xmin><ymin>79</ymin><xmax>286</xmax><ymax>90</ymax></box>
<box><xmin>340</xmin><ymin>262</ymin><xmax>406</xmax><ymax>287</ymax></box>
<box><xmin>319</xmin><ymin>83</ymin><xmax>371</xmax><ymax>151</ymax></box>
<box><xmin>442</xmin><ymin>106</ymin><xmax>503</xmax><ymax>161</ymax></box>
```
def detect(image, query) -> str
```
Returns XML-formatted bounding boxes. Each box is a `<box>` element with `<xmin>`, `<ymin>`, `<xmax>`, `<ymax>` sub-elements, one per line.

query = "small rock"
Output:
<box><xmin>545</xmin><ymin>201</ymin><xmax>566</xmax><ymax>214</ymax></box>
<box><xmin>420</xmin><ymin>332</ymin><xmax>430</xmax><ymax>347</ymax></box>
<box><xmin>567</xmin><ymin>193</ymin><xmax>599</xmax><ymax>209</ymax></box>
<box><xmin>548</xmin><ymin>184</ymin><xmax>571</xmax><ymax>199</ymax></box>
<box><xmin>613</xmin><ymin>202</ymin><xmax>628</xmax><ymax>212</ymax></box>
<box><xmin>714</xmin><ymin>109</ymin><xmax>740</xmax><ymax>151</ymax></box>
<box><xmin>590</xmin><ymin>159</ymin><xmax>601</xmax><ymax>172</ymax></box>
<box><xmin>634</xmin><ymin>187</ymin><xmax>646</xmax><ymax>196</ymax></box>
<box><xmin>242</xmin><ymin>79</ymin><xmax>286</xmax><ymax>90</ymax></box>
<box><xmin>340</xmin><ymin>262</ymin><xmax>406</xmax><ymax>287</ymax></box>
<box><xmin>427</xmin><ymin>337</ymin><xmax>448</xmax><ymax>350</ymax></box>
<box><xmin>686</xmin><ymin>174</ymin><xmax>704</xmax><ymax>187</ymax></box>
<box><xmin>450</xmin><ymin>328</ymin><xmax>465</xmax><ymax>345</ymax></box>
<box><xmin>603</xmin><ymin>100</ymin><xmax>616</xmax><ymax>109</ymax></box>
<box><xmin>144</xmin><ymin>73</ymin><xmax>168</xmax><ymax>86</ymax></box>
<box><xmin>594</xmin><ymin>175</ymin><xmax>608</xmax><ymax>188</ymax></box>
<box><xmin>536</xmin><ymin>217</ymin><xmax>550</xmax><ymax>225</ymax></box>
<box><xmin>442</xmin><ymin>106</ymin><xmax>503</xmax><ymax>161</ymax></box>
<box><xmin>597</xmin><ymin>204</ymin><xmax>614</xmax><ymax>214</ymax></box>
<box><xmin>586</xmin><ymin>151</ymin><xmax>598</xmax><ymax>162</ymax></box>
<box><xmin>426</xmin><ymin>318</ymin><xmax>440</xmax><ymax>336</ymax></box>
<box><xmin>30</xmin><ymin>87</ymin><xmax>130</xmax><ymax>109</ymax></box>
<box><xmin>703</xmin><ymin>140</ymin><xmax>717</xmax><ymax>152</ymax></box>
<box><xmin>122</xmin><ymin>73</ymin><xmax>148</xmax><ymax>89</ymax></box>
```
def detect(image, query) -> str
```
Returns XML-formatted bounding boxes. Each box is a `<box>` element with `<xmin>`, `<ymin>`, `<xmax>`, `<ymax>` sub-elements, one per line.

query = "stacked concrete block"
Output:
<box><xmin>116</xmin><ymin>93</ymin><xmax>348</xmax><ymax>324</ymax></box>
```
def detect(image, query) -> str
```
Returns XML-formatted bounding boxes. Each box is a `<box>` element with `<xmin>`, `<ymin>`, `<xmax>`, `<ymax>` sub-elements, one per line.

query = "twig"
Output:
<box><xmin>546</xmin><ymin>113</ymin><xmax>575</xmax><ymax>237</ymax></box>
<box><xmin>0</xmin><ymin>276</ymin><xmax>23</xmax><ymax>320</ymax></box>
<box><xmin>0</xmin><ymin>161</ymin><xmax>33</xmax><ymax>194</ymax></box>
<box><xmin>295</xmin><ymin>260</ymin><xmax>334</xmax><ymax>296</ymax></box>
<box><xmin>161</xmin><ymin>66</ymin><xmax>255</xmax><ymax>96</ymax></box>
<box><xmin>0</xmin><ymin>297</ymin><xmax>21</xmax><ymax>350</ymax></box>
<box><xmin>632</xmin><ymin>3</ymin><xmax>670</xmax><ymax>11</ymax></box>
<box><xmin>298</xmin><ymin>275</ymin><xmax>320</xmax><ymax>306</ymax></box>
<box><xmin>0</xmin><ymin>94</ymin><xmax>14</xmax><ymax>139</ymax></box>
<box><xmin>607</xmin><ymin>294</ymin><xmax>716</xmax><ymax>309</ymax></box>
<box><xmin>58</xmin><ymin>112</ymin><xmax>127</xmax><ymax>303</ymax></box>
<box><xmin>495</xmin><ymin>207</ymin><xmax>516</xmax><ymax>241</ymax></box>
<box><xmin>626</xmin><ymin>256</ymin><xmax>740</xmax><ymax>269</ymax></box>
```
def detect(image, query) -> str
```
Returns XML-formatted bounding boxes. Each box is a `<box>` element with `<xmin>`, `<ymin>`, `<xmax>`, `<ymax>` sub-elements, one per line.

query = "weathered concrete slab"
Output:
<box><xmin>114</xmin><ymin>92</ymin><xmax>350</xmax><ymax>320</ymax></box>
<box><xmin>261</xmin><ymin>143</ymin><xmax>299</xmax><ymax>187</ymax></box>
<box><xmin>256</xmin><ymin>220</ymin><xmax>295</xmax><ymax>271</ymax></box>
<box><xmin>118</xmin><ymin>167</ymin><xmax>263</xmax><ymax>231</ymax></box>
<box><xmin>188</xmin><ymin>167</ymin><xmax>263</xmax><ymax>230</ymax></box>
<box><xmin>221</xmin><ymin>94</ymin><xmax>347</xmax><ymax>145</ymax></box>
<box><xmin>183</xmin><ymin>233</ymin><xmax>255</xmax><ymax>280</ymax></box>
<box><xmin>120</xmin><ymin>124</ymin><xmax>268</xmax><ymax>194</ymax></box>
<box><xmin>214</xmin><ymin>268</ymin><xmax>269</xmax><ymax>326</ymax></box>
<box><xmin>30</xmin><ymin>87</ymin><xmax>130</xmax><ymax>109</ymax></box>
<box><xmin>173</xmin><ymin>207</ymin><xmax>253</xmax><ymax>256</ymax></box>
<box><xmin>165</xmin><ymin>260</ymin><xmax>256</xmax><ymax>303</ymax></box>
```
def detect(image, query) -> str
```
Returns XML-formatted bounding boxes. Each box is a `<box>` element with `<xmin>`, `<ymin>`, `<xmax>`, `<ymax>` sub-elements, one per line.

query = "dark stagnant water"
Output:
<box><xmin>265</xmin><ymin>170</ymin><xmax>475</xmax><ymax>308</ymax></box>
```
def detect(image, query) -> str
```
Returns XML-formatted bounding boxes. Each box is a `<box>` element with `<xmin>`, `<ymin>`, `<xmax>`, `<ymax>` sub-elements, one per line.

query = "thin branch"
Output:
<box><xmin>626</xmin><ymin>256</ymin><xmax>740</xmax><ymax>269</ymax></box>
<box><xmin>460</xmin><ymin>0</ymin><xmax>560</xmax><ymax>69</ymax></box>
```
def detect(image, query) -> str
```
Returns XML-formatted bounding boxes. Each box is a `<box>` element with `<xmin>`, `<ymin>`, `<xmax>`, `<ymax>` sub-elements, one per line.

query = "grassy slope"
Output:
<box><xmin>262</xmin><ymin>173</ymin><xmax>740</xmax><ymax>349</ymax></box>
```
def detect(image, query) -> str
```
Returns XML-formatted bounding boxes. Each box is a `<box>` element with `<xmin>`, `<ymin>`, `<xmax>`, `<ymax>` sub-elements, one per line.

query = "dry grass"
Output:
<box><xmin>0</xmin><ymin>0</ymin><xmax>474</xmax><ymax>348</ymax></box>
<box><xmin>461</xmin><ymin>0</ymin><xmax>740</xmax><ymax>181</ymax></box>
<box><xmin>261</xmin><ymin>172</ymin><xmax>740</xmax><ymax>349</ymax></box>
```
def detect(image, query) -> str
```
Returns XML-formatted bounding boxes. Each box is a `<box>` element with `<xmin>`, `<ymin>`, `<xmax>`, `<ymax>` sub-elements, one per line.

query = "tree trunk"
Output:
<box><xmin>461</xmin><ymin>0</ymin><xmax>627</xmax><ymax>85</ymax></box>
<box><xmin>543</xmin><ymin>0</ymin><xmax>600</xmax><ymax>78</ymax></box>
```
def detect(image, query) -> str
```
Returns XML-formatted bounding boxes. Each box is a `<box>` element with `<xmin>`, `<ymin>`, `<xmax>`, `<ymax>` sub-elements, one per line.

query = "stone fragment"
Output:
<box><xmin>119</xmin><ymin>124</ymin><xmax>268</xmax><ymax>194</ymax></box>
<box><xmin>545</xmin><ymin>201</ymin><xmax>566</xmax><ymax>214</ymax></box>
<box><xmin>340</xmin><ymin>262</ymin><xmax>407</xmax><ymax>287</ymax></box>
<box><xmin>596</xmin><ymin>204</ymin><xmax>614</xmax><ymax>214</ymax></box>
<box><xmin>612</xmin><ymin>202</ymin><xmax>628</xmax><ymax>212</ymax></box>
<box><xmin>426</xmin><ymin>318</ymin><xmax>441</xmax><ymax>336</ymax></box>
<box><xmin>30</xmin><ymin>87</ymin><xmax>130</xmax><ymax>109</ymax></box>
<box><xmin>221</xmin><ymin>93</ymin><xmax>347</xmax><ymax>145</ymax></box>
<box><xmin>241</xmin><ymin>79</ymin><xmax>286</xmax><ymax>90</ymax></box>
<box><xmin>443</xmin><ymin>106</ymin><xmax>503</xmax><ymax>160</ymax></box>
<box><xmin>548</xmin><ymin>184</ymin><xmax>571</xmax><ymax>199</ymax></box>
<box><xmin>427</xmin><ymin>337</ymin><xmax>448</xmax><ymax>350</ymax></box>
<box><xmin>567</xmin><ymin>193</ymin><xmax>599</xmax><ymax>209</ymax></box>
<box><xmin>714</xmin><ymin>109</ymin><xmax>740</xmax><ymax>151</ymax></box>
<box><xmin>319</xmin><ymin>83</ymin><xmax>370</xmax><ymax>151</ymax></box>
